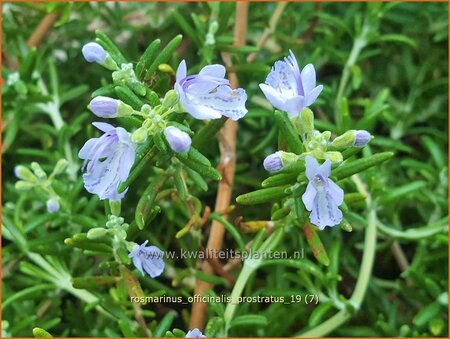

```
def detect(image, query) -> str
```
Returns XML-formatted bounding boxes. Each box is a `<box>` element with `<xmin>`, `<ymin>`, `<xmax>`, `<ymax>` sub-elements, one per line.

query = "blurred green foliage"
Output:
<box><xmin>2</xmin><ymin>2</ymin><xmax>448</xmax><ymax>338</ymax></box>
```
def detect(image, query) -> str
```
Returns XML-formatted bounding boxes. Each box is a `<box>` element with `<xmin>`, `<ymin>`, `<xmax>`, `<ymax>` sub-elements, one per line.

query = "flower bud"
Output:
<box><xmin>46</xmin><ymin>198</ymin><xmax>60</xmax><ymax>213</ymax></box>
<box><xmin>31</xmin><ymin>162</ymin><xmax>47</xmax><ymax>180</ymax></box>
<box><xmin>89</xmin><ymin>96</ymin><xmax>120</xmax><ymax>118</ymax></box>
<box><xmin>15</xmin><ymin>181</ymin><xmax>35</xmax><ymax>191</ymax></box>
<box><xmin>332</xmin><ymin>130</ymin><xmax>371</xmax><ymax>148</ymax></box>
<box><xmin>331</xmin><ymin>130</ymin><xmax>356</xmax><ymax>148</ymax></box>
<box><xmin>263</xmin><ymin>152</ymin><xmax>283</xmax><ymax>173</ymax></box>
<box><xmin>323</xmin><ymin>151</ymin><xmax>343</xmax><ymax>164</ymax></box>
<box><xmin>53</xmin><ymin>159</ymin><xmax>68</xmax><ymax>175</ymax></box>
<box><xmin>82</xmin><ymin>42</ymin><xmax>118</xmax><ymax>70</ymax></box>
<box><xmin>14</xmin><ymin>165</ymin><xmax>37</xmax><ymax>182</ymax></box>
<box><xmin>354</xmin><ymin>130</ymin><xmax>371</xmax><ymax>147</ymax></box>
<box><xmin>158</xmin><ymin>63</ymin><xmax>175</xmax><ymax>74</ymax></box>
<box><xmin>82</xmin><ymin>42</ymin><xmax>107</xmax><ymax>63</ymax></box>
<box><xmin>132</xmin><ymin>127</ymin><xmax>148</xmax><ymax>144</ymax></box>
<box><xmin>292</xmin><ymin>108</ymin><xmax>315</xmax><ymax>135</ymax></box>
<box><xmin>164</xmin><ymin>126</ymin><xmax>192</xmax><ymax>153</ymax></box>
<box><xmin>87</xmin><ymin>227</ymin><xmax>108</xmax><ymax>239</ymax></box>
<box><xmin>162</xmin><ymin>89</ymin><xmax>179</xmax><ymax>109</ymax></box>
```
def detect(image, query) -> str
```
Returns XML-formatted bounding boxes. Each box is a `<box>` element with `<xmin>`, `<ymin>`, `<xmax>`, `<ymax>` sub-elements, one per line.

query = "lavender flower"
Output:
<box><xmin>301</xmin><ymin>156</ymin><xmax>344</xmax><ymax>229</ymax></box>
<box><xmin>89</xmin><ymin>96</ymin><xmax>120</xmax><ymax>118</ymax></box>
<box><xmin>128</xmin><ymin>241</ymin><xmax>165</xmax><ymax>278</ymax></box>
<box><xmin>175</xmin><ymin>60</ymin><xmax>248</xmax><ymax>121</ymax></box>
<box><xmin>164</xmin><ymin>126</ymin><xmax>192</xmax><ymax>153</ymax></box>
<box><xmin>78</xmin><ymin>122</ymin><xmax>135</xmax><ymax>201</ymax></box>
<box><xmin>82</xmin><ymin>42</ymin><xmax>107</xmax><ymax>63</ymax></box>
<box><xmin>259</xmin><ymin>50</ymin><xmax>323</xmax><ymax>117</ymax></box>
<box><xmin>354</xmin><ymin>130</ymin><xmax>371</xmax><ymax>147</ymax></box>
<box><xmin>263</xmin><ymin>152</ymin><xmax>283</xmax><ymax>172</ymax></box>
<box><xmin>185</xmin><ymin>328</ymin><xmax>206</xmax><ymax>338</ymax></box>
<box><xmin>46</xmin><ymin>198</ymin><xmax>59</xmax><ymax>213</ymax></box>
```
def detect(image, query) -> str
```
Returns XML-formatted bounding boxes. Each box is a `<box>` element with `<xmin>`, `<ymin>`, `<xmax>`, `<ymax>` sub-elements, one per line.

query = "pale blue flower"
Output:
<box><xmin>82</xmin><ymin>42</ymin><xmax>107</xmax><ymax>63</ymax></box>
<box><xmin>164</xmin><ymin>126</ymin><xmax>192</xmax><ymax>153</ymax></box>
<box><xmin>128</xmin><ymin>241</ymin><xmax>165</xmax><ymax>278</ymax></box>
<box><xmin>263</xmin><ymin>152</ymin><xmax>283</xmax><ymax>173</ymax></box>
<box><xmin>78</xmin><ymin>122</ymin><xmax>135</xmax><ymax>201</ymax></box>
<box><xmin>89</xmin><ymin>96</ymin><xmax>119</xmax><ymax>118</ymax></box>
<box><xmin>175</xmin><ymin>60</ymin><xmax>248</xmax><ymax>121</ymax></box>
<box><xmin>185</xmin><ymin>328</ymin><xmax>206</xmax><ymax>338</ymax></box>
<box><xmin>301</xmin><ymin>156</ymin><xmax>344</xmax><ymax>229</ymax></box>
<box><xmin>259</xmin><ymin>50</ymin><xmax>323</xmax><ymax>117</ymax></box>
<box><xmin>354</xmin><ymin>130</ymin><xmax>371</xmax><ymax>147</ymax></box>
<box><xmin>46</xmin><ymin>198</ymin><xmax>59</xmax><ymax>213</ymax></box>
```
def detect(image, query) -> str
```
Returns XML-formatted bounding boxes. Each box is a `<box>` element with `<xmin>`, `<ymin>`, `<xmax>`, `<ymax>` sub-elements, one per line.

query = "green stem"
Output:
<box><xmin>334</xmin><ymin>22</ymin><xmax>370</xmax><ymax>130</ymax></box>
<box><xmin>223</xmin><ymin>261</ymin><xmax>257</xmax><ymax>330</ymax></box>
<box><xmin>223</xmin><ymin>229</ymin><xmax>284</xmax><ymax>332</ymax></box>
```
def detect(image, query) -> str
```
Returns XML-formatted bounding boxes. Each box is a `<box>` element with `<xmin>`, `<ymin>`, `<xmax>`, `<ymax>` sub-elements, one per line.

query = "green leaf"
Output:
<box><xmin>91</xmin><ymin>84</ymin><xmax>117</xmax><ymax>98</ymax></box>
<box><xmin>95</xmin><ymin>30</ymin><xmax>127</xmax><ymax>65</ymax></box>
<box><xmin>192</xmin><ymin>117</ymin><xmax>226</xmax><ymax>150</ymax></box>
<box><xmin>308</xmin><ymin>301</ymin><xmax>334</xmax><ymax>327</ymax></box>
<box><xmin>135</xmin><ymin>180</ymin><xmax>163</xmax><ymax>230</ymax></box>
<box><xmin>302</xmin><ymin>222</ymin><xmax>330</xmax><ymax>266</ymax></box>
<box><xmin>144</xmin><ymin>35</ymin><xmax>183</xmax><ymax>81</ymax></box>
<box><xmin>413</xmin><ymin>302</ymin><xmax>441</xmax><ymax>327</ymax></box>
<box><xmin>274</xmin><ymin>110</ymin><xmax>303</xmax><ymax>153</ymax></box>
<box><xmin>372</xmin><ymin>34</ymin><xmax>417</xmax><ymax>48</ymax></box>
<box><xmin>177</xmin><ymin>155</ymin><xmax>221</xmax><ymax>181</ymax></box>
<box><xmin>172</xmin><ymin>11</ymin><xmax>202</xmax><ymax>46</ymax></box>
<box><xmin>118</xmin><ymin>142</ymin><xmax>157</xmax><ymax>192</ymax></box>
<box><xmin>230</xmin><ymin>314</ymin><xmax>268</xmax><ymax>327</ymax></box>
<box><xmin>379</xmin><ymin>181</ymin><xmax>427</xmax><ymax>204</ymax></box>
<box><xmin>261</xmin><ymin>172</ymin><xmax>298</xmax><ymax>188</ymax></box>
<box><xmin>72</xmin><ymin>276</ymin><xmax>119</xmax><ymax>290</ymax></box>
<box><xmin>136</xmin><ymin>39</ymin><xmax>161</xmax><ymax>79</ymax></box>
<box><xmin>60</xmin><ymin>85</ymin><xmax>89</xmax><ymax>105</ymax></box>
<box><xmin>114</xmin><ymin>86</ymin><xmax>144</xmax><ymax>110</ymax></box>
<box><xmin>332</xmin><ymin>152</ymin><xmax>394</xmax><ymax>181</ymax></box>
<box><xmin>33</xmin><ymin>328</ymin><xmax>53</xmax><ymax>338</ymax></box>
<box><xmin>205</xmin><ymin>317</ymin><xmax>225</xmax><ymax>337</ymax></box>
<box><xmin>236</xmin><ymin>185</ymin><xmax>291</xmax><ymax>205</ymax></box>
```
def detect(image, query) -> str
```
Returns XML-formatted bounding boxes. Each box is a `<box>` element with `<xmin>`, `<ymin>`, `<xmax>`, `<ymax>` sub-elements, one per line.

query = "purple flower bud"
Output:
<box><xmin>128</xmin><ymin>241</ymin><xmax>165</xmax><ymax>278</ymax></box>
<box><xmin>263</xmin><ymin>152</ymin><xmax>283</xmax><ymax>173</ymax></box>
<box><xmin>164</xmin><ymin>126</ymin><xmax>192</xmax><ymax>153</ymax></box>
<box><xmin>354</xmin><ymin>130</ymin><xmax>371</xmax><ymax>147</ymax></box>
<box><xmin>89</xmin><ymin>96</ymin><xmax>120</xmax><ymax>118</ymax></box>
<box><xmin>185</xmin><ymin>328</ymin><xmax>206</xmax><ymax>338</ymax></box>
<box><xmin>82</xmin><ymin>42</ymin><xmax>107</xmax><ymax>63</ymax></box>
<box><xmin>46</xmin><ymin>198</ymin><xmax>60</xmax><ymax>213</ymax></box>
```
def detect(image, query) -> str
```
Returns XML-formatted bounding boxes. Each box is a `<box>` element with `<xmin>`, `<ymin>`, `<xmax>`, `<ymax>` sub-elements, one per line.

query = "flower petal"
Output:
<box><xmin>302</xmin><ymin>182</ymin><xmax>317</xmax><ymax>211</ymax></box>
<box><xmin>305</xmin><ymin>85</ymin><xmax>323</xmax><ymax>106</ymax></box>
<box><xmin>199</xmin><ymin>64</ymin><xmax>226</xmax><ymax>78</ymax></box>
<box><xmin>317</xmin><ymin>159</ymin><xmax>331</xmax><ymax>178</ymax></box>
<box><xmin>327</xmin><ymin>179</ymin><xmax>344</xmax><ymax>205</ymax></box>
<box><xmin>310</xmin><ymin>190</ymin><xmax>343</xmax><ymax>229</ymax></box>
<box><xmin>92</xmin><ymin>122</ymin><xmax>115</xmax><ymax>133</ymax></box>
<box><xmin>184</xmin><ymin>103</ymin><xmax>222</xmax><ymax>120</ymax></box>
<box><xmin>176</xmin><ymin>60</ymin><xmax>187</xmax><ymax>83</ymax></box>
<box><xmin>305</xmin><ymin>155</ymin><xmax>320</xmax><ymax>180</ymax></box>
<box><xmin>301</xmin><ymin>64</ymin><xmax>317</xmax><ymax>95</ymax></box>
<box><xmin>78</xmin><ymin>138</ymin><xmax>100</xmax><ymax>159</ymax></box>
<box><xmin>132</xmin><ymin>255</ymin><xmax>145</xmax><ymax>276</ymax></box>
<box><xmin>284</xmin><ymin>96</ymin><xmax>305</xmax><ymax>118</ymax></box>
<box><xmin>266</xmin><ymin>60</ymin><xmax>299</xmax><ymax>98</ymax></box>
<box><xmin>259</xmin><ymin>83</ymin><xmax>285</xmax><ymax>111</ymax></box>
